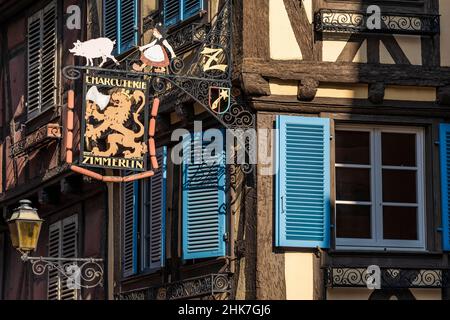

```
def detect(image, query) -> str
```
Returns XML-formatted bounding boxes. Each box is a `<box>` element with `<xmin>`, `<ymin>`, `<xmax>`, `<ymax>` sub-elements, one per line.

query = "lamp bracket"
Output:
<box><xmin>21</xmin><ymin>252</ymin><xmax>104</xmax><ymax>289</ymax></box>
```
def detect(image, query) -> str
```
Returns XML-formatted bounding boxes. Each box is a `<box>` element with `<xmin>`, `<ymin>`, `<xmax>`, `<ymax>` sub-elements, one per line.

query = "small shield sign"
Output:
<box><xmin>209</xmin><ymin>87</ymin><xmax>231</xmax><ymax>114</ymax></box>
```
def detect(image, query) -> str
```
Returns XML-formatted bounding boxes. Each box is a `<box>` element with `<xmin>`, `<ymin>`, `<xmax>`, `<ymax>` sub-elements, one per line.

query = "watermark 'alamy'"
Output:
<box><xmin>170</xmin><ymin>121</ymin><xmax>278</xmax><ymax>176</ymax></box>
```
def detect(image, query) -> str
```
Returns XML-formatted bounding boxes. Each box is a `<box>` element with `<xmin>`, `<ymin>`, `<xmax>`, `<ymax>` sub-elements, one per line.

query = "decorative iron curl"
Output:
<box><xmin>63</xmin><ymin>65</ymin><xmax>82</xmax><ymax>80</ymax></box>
<box><xmin>170</xmin><ymin>57</ymin><xmax>185</xmax><ymax>74</ymax></box>
<box><xmin>23</xmin><ymin>255</ymin><xmax>104</xmax><ymax>289</ymax></box>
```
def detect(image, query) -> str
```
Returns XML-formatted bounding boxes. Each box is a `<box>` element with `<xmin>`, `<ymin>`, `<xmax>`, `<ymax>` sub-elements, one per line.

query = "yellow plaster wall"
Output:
<box><xmin>384</xmin><ymin>85</ymin><xmax>436</xmax><ymax>101</ymax></box>
<box><xmin>302</xmin><ymin>0</ymin><xmax>313</xmax><ymax>24</ymax></box>
<box><xmin>394</xmin><ymin>35</ymin><xmax>422</xmax><ymax>66</ymax></box>
<box><xmin>269</xmin><ymin>0</ymin><xmax>303</xmax><ymax>60</ymax></box>
<box><xmin>440</xmin><ymin>0</ymin><xmax>450</xmax><ymax>66</ymax></box>
<box><xmin>316</xmin><ymin>83</ymin><xmax>369</xmax><ymax>99</ymax></box>
<box><xmin>380</xmin><ymin>41</ymin><xmax>395</xmax><ymax>64</ymax></box>
<box><xmin>353</xmin><ymin>40</ymin><xmax>367</xmax><ymax>63</ymax></box>
<box><xmin>322</xmin><ymin>38</ymin><xmax>349</xmax><ymax>62</ymax></box>
<box><xmin>285</xmin><ymin>253</ymin><xmax>314</xmax><ymax>300</ymax></box>
<box><xmin>269</xmin><ymin>79</ymin><xmax>298</xmax><ymax>95</ymax></box>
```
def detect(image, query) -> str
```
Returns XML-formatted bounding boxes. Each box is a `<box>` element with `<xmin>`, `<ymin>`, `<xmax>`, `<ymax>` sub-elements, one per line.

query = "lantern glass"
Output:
<box><xmin>7</xmin><ymin>200</ymin><xmax>43</xmax><ymax>253</ymax></box>
<box><xmin>11</xmin><ymin>220</ymin><xmax>42</xmax><ymax>252</ymax></box>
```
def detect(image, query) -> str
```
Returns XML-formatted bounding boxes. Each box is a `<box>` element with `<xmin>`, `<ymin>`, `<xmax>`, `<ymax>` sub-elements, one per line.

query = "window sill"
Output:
<box><xmin>329</xmin><ymin>247</ymin><xmax>437</xmax><ymax>255</ymax></box>
<box><xmin>25</xmin><ymin>105</ymin><xmax>60</xmax><ymax>134</ymax></box>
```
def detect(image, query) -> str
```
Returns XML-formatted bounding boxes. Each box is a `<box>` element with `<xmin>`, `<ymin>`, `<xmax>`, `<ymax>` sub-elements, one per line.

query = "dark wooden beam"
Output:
<box><xmin>368</xmin><ymin>82</ymin><xmax>385</xmax><ymax>104</ymax></box>
<box><xmin>298</xmin><ymin>78</ymin><xmax>319</xmax><ymax>101</ymax></box>
<box><xmin>283</xmin><ymin>0</ymin><xmax>314</xmax><ymax>61</ymax></box>
<box><xmin>250</xmin><ymin>95</ymin><xmax>450</xmax><ymax>119</ymax></box>
<box><xmin>241</xmin><ymin>73</ymin><xmax>270</xmax><ymax>96</ymax></box>
<box><xmin>381</xmin><ymin>36</ymin><xmax>411</xmax><ymax>65</ymax></box>
<box><xmin>242</xmin><ymin>0</ymin><xmax>270</xmax><ymax>61</ymax></box>
<box><xmin>437</xmin><ymin>86</ymin><xmax>450</xmax><ymax>105</ymax></box>
<box><xmin>336</xmin><ymin>34</ymin><xmax>364</xmax><ymax>63</ymax></box>
<box><xmin>242</xmin><ymin>59</ymin><xmax>450</xmax><ymax>87</ymax></box>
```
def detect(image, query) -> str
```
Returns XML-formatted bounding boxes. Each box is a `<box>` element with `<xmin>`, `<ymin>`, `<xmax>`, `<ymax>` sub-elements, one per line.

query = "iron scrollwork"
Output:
<box><xmin>62</xmin><ymin>0</ymin><xmax>256</xmax><ymax>176</ymax></box>
<box><xmin>116</xmin><ymin>273</ymin><xmax>231</xmax><ymax>300</ymax></box>
<box><xmin>324</xmin><ymin>266</ymin><xmax>450</xmax><ymax>289</ymax></box>
<box><xmin>315</xmin><ymin>9</ymin><xmax>440</xmax><ymax>36</ymax></box>
<box><xmin>22</xmin><ymin>254</ymin><xmax>104</xmax><ymax>289</ymax></box>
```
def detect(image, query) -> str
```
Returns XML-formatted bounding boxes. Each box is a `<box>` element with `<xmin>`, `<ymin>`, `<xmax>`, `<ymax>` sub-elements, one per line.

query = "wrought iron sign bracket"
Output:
<box><xmin>62</xmin><ymin>0</ymin><xmax>255</xmax><ymax>181</ymax></box>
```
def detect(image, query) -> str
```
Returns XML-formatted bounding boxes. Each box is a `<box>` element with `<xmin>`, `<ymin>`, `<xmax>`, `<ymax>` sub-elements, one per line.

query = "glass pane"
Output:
<box><xmin>382</xmin><ymin>169</ymin><xmax>417</xmax><ymax>203</ymax></box>
<box><xmin>336</xmin><ymin>205</ymin><xmax>371</xmax><ymax>239</ymax></box>
<box><xmin>383</xmin><ymin>206</ymin><xmax>418</xmax><ymax>240</ymax></box>
<box><xmin>336</xmin><ymin>131</ymin><xmax>370</xmax><ymax>165</ymax></box>
<box><xmin>382</xmin><ymin>133</ymin><xmax>416</xmax><ymax>167</ymax></box>
<box><xmin>336</xmin><ymin>168</ymin><xmax>371</xmax><ymax>201</ymax></box>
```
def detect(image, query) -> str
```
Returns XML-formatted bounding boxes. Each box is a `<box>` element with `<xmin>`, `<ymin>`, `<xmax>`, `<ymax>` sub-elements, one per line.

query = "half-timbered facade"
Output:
<box><xmin>1</xmin><ymin>0</ymin><xmax>450</xmax><ymax>301</ymax></box>
<box><xmin>241</xmin><ymin>0</ymin><xmax>450</xmax><ymax>300</ymax></box>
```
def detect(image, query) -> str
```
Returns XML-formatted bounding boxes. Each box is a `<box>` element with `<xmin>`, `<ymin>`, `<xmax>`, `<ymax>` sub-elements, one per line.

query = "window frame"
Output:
<box><xmin>335</xmin><ymin>124</ymin><xmax>426</xmax><ymax>251</ymax></box>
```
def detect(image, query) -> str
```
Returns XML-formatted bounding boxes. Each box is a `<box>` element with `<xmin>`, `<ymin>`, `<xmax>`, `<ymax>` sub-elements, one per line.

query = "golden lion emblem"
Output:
<box><xmin>85</xmin><ymin>89</ymin><xmax>147</xmax><ymax>159</ymax></box>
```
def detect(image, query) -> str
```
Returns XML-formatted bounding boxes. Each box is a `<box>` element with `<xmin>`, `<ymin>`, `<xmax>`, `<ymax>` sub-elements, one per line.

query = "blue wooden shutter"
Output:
<box><xmin>142</xmin><ymin>147</ymin><xmax>167</xmax><ymax>270</ymax></box>
<box><xmin>183</xmin><ymin>0</ymin><xmax>202</xmax><ymax>21</ymax></box>
<box><xmin>182</xmin><ymin>132</ymin><xmax>227</xmax><ymax>259</ymax></box>
<box><xmin>440</xmin><ymin>124</ymin><xmax>450</xmax><ymax>251</ymax></box>
<box><xmin>118</xmin><ymin>0</ymin><xmax>138</xmax><ymax>54</ymax></box>
<box><xmin>275</xmin><ymin>116</ymin><xmax>331</xmax><ymax>249</ymax></box>
<box><xmin>104</xmin><ymin>0</ymin><xmax>137</xmax><ymax>55</ymax></box>
<box><xmin>164</xmin><ymin>0</ymin><xmax>180</xmax><ymax>26</ymax></box>
<box><xmin>104</xmin><ymin>0</ymin><xmax>117</xmax><ymax>42</ymax></box>
<box><xmin>123</xmin><ymin>179</ymin><xmax>139</xmax><ymax>277</ymax></box>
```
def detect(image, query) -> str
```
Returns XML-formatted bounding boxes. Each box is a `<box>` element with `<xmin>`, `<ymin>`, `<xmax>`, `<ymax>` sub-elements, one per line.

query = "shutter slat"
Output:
<box><xmin>104</xmin><ymin>0</ymin><xmax>117</xmax><ymax>42</ymax></box>
<box><xmin>60</xmin><ymin>216</ymin><xmax>78</xmax><ymax>300</ymax></box>
<box><xmin>47</xmin><ymin>215</ymin><xmax>78</xmax><ymax>300</ymax></box>
<box><xmin>27</xmin><ymin>1</ymin><xmax>56</xmax><ymax>116</ymax></box>
<box><xmin>47</xmin><ymin>222</ymin><xmax>61</xmax><ymax>300</ymax></box>
<box><xmin>164</xmin><ymin>0</ymin><xmax>180</xmax><ymax>26</ymax></box>
<box><xmin>119</xmin><ymin>0</ymin><xmax>137</xmax><ymax>53</ymax></box>
<box><xmin>27</xmin><ymin>12</ymin><xmax>43</xmax><ymax>114</ymax></box>
<box><xmin>147</xmin><ymin>147</ymin><xmax>167</xmax><ymax>270</ymax></box>
<box><xmin>276</xmin><ymin>116</ymin><xmax>331</xmax><ymax>248</ymax></box>
<box><xmin>122</xmin><ymin>177</ymin><xmax>138</xmax><ymax>277</ymax></box>
<box><xmin>440</xmin><ymin>124</ymin><xmax>450</xmax><ymax>251</ymax></box>
<box><xmin>182</xmin><ymin>133</ymin><xmax>226</xmax><ymax>259</ymax></box>
<box><xmin>183</xmin><ymin>0</ymin><xmax>202</xmax><ymax>20</ymax></box>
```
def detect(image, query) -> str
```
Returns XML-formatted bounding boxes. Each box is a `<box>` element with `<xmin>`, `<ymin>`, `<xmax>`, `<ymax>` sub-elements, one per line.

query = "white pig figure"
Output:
<box><xmin>69</xmin><ymin>38</ymin><xmax>120</xmax><ymax>68</ymax></box>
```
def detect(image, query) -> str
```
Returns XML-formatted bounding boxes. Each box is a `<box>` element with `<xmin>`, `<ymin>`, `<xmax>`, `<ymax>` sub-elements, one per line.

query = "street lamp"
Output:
<box><xmin>7</xmin><ymin>200</ymin><xmax>43</xmax><ymax>255</ymax></box>
<box><xmin>7</xmin><ymin>199</ymin><xmax>104</xmax><ymax>289</ymax></box>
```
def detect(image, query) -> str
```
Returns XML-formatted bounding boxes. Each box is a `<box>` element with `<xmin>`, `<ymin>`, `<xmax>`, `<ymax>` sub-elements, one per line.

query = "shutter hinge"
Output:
<box><xmin>330</xmin><ymin>135</ymin><xmax>333</xmax><ymax>140</ymax></box>
<box><xmin>437</xmin><ymin>227</ymin><xmax>443</xmax><ymax>232</ymax></box>
<box><xmin>434</xmin><ymin>140</ymin><xmax>440</xmax><ymax>146</ymax></box>
<box><xmin>223</xmin><ymin>232</ymin><xmax>229</xmax><ymax>242</ymax></box>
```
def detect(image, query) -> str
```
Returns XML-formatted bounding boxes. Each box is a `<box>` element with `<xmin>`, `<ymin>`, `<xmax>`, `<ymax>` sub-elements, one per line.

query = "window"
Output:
<box><xmin>181</xmin><ymin>131</ymin><xmax>227</xmax><ymax>259</ymax></box>
<box><xmin>335</xmin><ymin>125</ymin><xmax>425</xmax><ymax>250</ymax></box>
<box><xmin>27</xmin><ymin>1</ymin><xmax>57</xmax><ymax>118</ymax></box>
<box><xmin>122</xmin><ymin>147</ymin><xmax>167</xmax><ymax>277</ymax></box>
<box><xmin>47</xmin><ymin>215</ymin><xmax>78</xmax><ymax>300</ymax></box>
<box><xmin>163</xmin><ymin>0</ymin><xmax>203</xmax><ymax>27</ymax></box>
<box><xmin>104</xmin><ymin>0</ymin><xmax>138</xmax><ymax>55</ymax></box>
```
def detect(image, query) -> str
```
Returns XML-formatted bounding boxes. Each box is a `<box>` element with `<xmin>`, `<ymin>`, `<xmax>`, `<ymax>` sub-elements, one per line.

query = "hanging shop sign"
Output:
<box><xmin>62</xmin><ymin>0</ymin><xmax>255</xmax><ymax>182</ymax></box>
<box><xmin>81</xmin><ymin>75</ymin><xmax>149</xmax><ymax>171</ymax></box>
